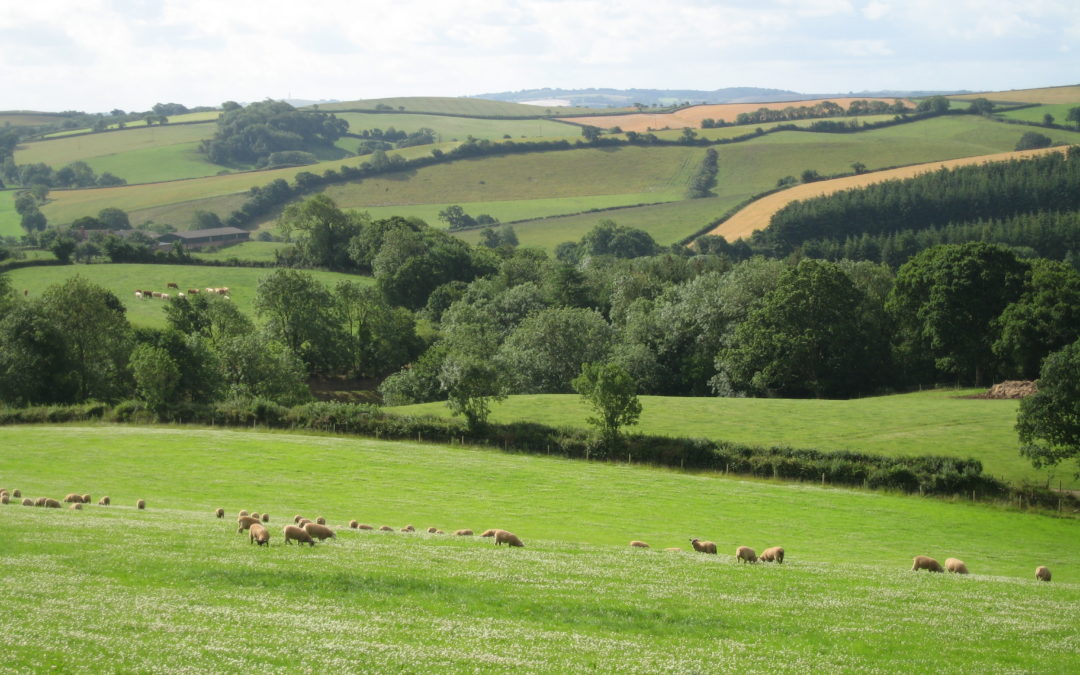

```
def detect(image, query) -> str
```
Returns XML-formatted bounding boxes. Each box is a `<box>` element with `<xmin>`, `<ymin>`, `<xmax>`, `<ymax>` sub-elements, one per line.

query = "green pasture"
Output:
<box><xmin>314</xmin><ymin>96</ymin><xmax>603</xmax><ymax>117</ymax></box>
<box><xmin>354</xmin><ymin>193</ymin><xmax>677</xmax><ymax>230</ymax></box>
<box><xmin>0</xmin><ymin>191</ymin><xmax>19</xmax><ymax>238</ymax></box>
<box><xmin>394</xmin><ymin>389</ymin><xmax>1075</xmax><ymax>490</ymax></box>
<box><xmin>0</xmin><ymin>425</ymin><xmax>1076</xmax><ymax>671</ymax></box>
<box><xmin>40</xmin><ymin>112</ymin><xmax>221</xmax><ymax>138</ymax></box>
<box><xmin>996</xmin><ymin>103</ymin><xmax>1080</xmax><ymax>124</ymax></box>
<box><xmin>5</xmin><ymin>264</ymin><xmax>372</xmax><ymax>329</ymax></box>
<box><xmin>323</xmin><ymin>145</ymin><xmax>699</xmax><ymax>209</ymax></box>
<box><xmin>20</xmin><ymin>122</ymin><xmax>214</xmax><ymax>165</ymax></box>
<box><xmin>338</xmin><ymin>112</ymin><xmax>581</xmax><ymax>141</ymax></box>
<box><xmin>455</xmin><ymin>195</ymin><xmax>745</xmax><ymax>250</ymax></box>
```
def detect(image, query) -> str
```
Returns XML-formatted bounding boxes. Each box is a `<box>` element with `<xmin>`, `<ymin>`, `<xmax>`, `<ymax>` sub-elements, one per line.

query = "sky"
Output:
<box><xmin>1</xmin><ymin>0</ymin><xmax>1077</xmax><ymax>112</ymax></box>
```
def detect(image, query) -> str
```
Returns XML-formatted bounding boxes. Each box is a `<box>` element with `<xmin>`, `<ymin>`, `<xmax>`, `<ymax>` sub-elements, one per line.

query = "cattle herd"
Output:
<box><xmin>0</xmin><ymin>486</ymin><xmax>1057</xmax><ymax>582</ymax></box>
<box><xmin>133</xmin><ymin>285</ymin><xmax>230</xmax><ymax>301</ymax></box>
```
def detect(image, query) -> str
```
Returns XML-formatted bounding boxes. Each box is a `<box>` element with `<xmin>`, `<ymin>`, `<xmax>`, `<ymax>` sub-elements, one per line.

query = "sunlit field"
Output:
<box><xmin>0</xmin><ymin>425</ymin><xmax>1076</xmax><ymax>671</ymax></box>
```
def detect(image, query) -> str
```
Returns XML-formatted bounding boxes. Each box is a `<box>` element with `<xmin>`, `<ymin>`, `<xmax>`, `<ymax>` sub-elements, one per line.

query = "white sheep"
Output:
<box><xmin>912</xmin><ymin>555</ymin><xmax>944</xmax><ymax>572</ymax></box>
<box><xmin>249</xmin><ymin>523</ymin><xmax>270</xmax><ymax>546</ymax></box>
<box><xmin>302</xmin><ymin>522</ymin><xmax>336</xmax><ymax>541</ymax></box>
<box><xmin>283</xmin><ymin>524</ymin><xmax>315</xmax><ymax>546</ymax></box>
<box><xmin>759</xmin><ymin>546</ymin><xmax>785</xmax><ymax>564</ymax></box>
<box><xmin>494</xmin><ymin>530</ymin><xmax>524</xmax><ymax>547</ymax></box>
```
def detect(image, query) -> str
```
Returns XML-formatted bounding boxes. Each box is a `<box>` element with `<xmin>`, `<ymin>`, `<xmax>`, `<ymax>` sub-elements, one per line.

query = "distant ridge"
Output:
<box><xmin>474</xmin><ymin>87</ymin><xmax>969</xmax><ymax>108</ymax></box>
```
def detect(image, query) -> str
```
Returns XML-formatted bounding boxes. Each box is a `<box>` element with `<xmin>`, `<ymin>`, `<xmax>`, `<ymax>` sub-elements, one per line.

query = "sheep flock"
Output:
<box><xmin>0</xmin><ymin>485</ymin><xmax>1061</xmax><ymax>583</ymax></box>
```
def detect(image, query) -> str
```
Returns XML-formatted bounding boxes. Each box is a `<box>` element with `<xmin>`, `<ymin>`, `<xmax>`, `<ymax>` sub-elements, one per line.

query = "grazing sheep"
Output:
<box><xmin>261</xmin><ymin>513</ymin><xmax>269</xmax><ymax>523</ymax></box>
<box><xmin>690</xmin><ymin>538</ymin><xmax>717</xmax><ymax>554</ymax></box>
<box><xmin>215</xmin><ymin>508</ymin><xmax>225</xmax><ymax>519</ymax></box>
<box><xmin>401</xmin><ymin>524</ymin><xmax>415</xmax><ymax>532</ymax></box>
<box><xmin>303</xmin><ymin>523</ymin><xmax>336</xmax><ymax>541</ymax></box>
<box><xmin>480</xmin><ymin>529</ymin><xmax>497</xmax><ymax>537</ymax></box>
<box><xmin>379</xmin><ymin>525</ymin><xmax>393</xmax><ymax>531</ymax></box>
<box><xmin>237</xmin><ymin>516</ymin><xmax>261</xmax><ymax>532</ymax></box>
<box><xmin>283</xmin><ymin>525</ymin><xmax>315</xmax><ymax>546</ymax></box>
<box><xmin>249</xmin><ymin>523</ymin><xmax>270</xmax><ymax>546</ymax></box>
<box><xmin>494</xmin><ymin>530</ymin><xmax>524</xmax><ymax>547</ymax></box>
<box><xmin>167</xmin><ymin>282</ymin><xmax>179</xmax><ymax>289</ymax></box>
<box><xmin>945</xmin><ymin>558</ymin><xmax>969</xmax><ymax>574</ymax></box>
<box><xmin>297</xmin><ymin>518</ymin><xmax>313</xmax><ymax>527</ymax></box>
<box><xmin>177</xmin><ymin>292</ymin><xmax>185</xmax><ymax>298</ymax></box>
<box><xmin>81</xmin><ymin>494</ymin><xmax>90</xmax><ymax>503</ymax></box>
<box><xmin>629</xmin><ymin>540</ymin><xmax>650</xmax><ymax>548</ymax></box>
<box><xmin>316</xmin><ymin>517</ymin><xmax>326</xmax><ymax>525</ymax></box>
<box><xmin>735</xmin><ymin>546</ymin><xmax>758</xmax><ymax>563</ymax></box>
<box><xmin>293</xmin><ymin>514</ymin><xmax>304</xmax><ymax>524</ymax></box>
<box><xmin>1035</xmin><ymin>566</ymin><xmax>1052</xmax><ymax>582</ymax></box>
<box><xmin>44</xmin><ymin>498</ymin><xmax>61</xmax><ymax>509</ymax></box>
<box><xmin>12</xmin><ymin>489</ymin><xmax>20</xmax><ymax>498</ymax></box>
<box><xmin>911</xmin><ymin>555</ymin><xmax>944</xmax><ymax>573</ymax></box>
<box><xmin>34</xmin><ymin>497</ymin><xmax>47</xmax><ymax>506</ymax></box>
<box><xmin>152</xmin><ymin>291</ymin><xmax>162</xmax><ymax>299</ymax></box>
<box><xmin>134</xmin><ymin>291</ymin><xmax>143</xmax><ymax>299</ymax></box>
<box><xmin>250</xmin><ymin>512</ymin><xmax>261</xmax><ymax>520</ymax></box>
<box><xmin>357</xmin><ymin>524</ymin><xmax>374</xmax><ymax>530</ymax></box>
<box><xmin>98</xmin><ymin>496</ymin><xmax>110</xmax><ymax>506</ymax></box>
<box><xmin>64</xmin><ymin>493</ymin><xmax>83</xmax><ymax>503</ymax></box>
<box><xmin>70</xmin><ymin>503</ymin><xmax>82</xmax><ymax>510</ymax></box>
<box><xmin>455</xmin><ymin>529</ymin><xmax>474</xmax><ymax>536</ymax></box>
<box><xmin>759</xmin><ymin>546</ymin><xmax>785</xmax><ymax>564</ymax></box>
<box><xmin>349</xmin><ymin>520</ymin><xmax>359</xmax><ymax>529</ymax></box>
<box><xmin>22</xmin><ymin>498</ymin><xmax>33</xmax><ymax>506</ymax></box>
<box><xmin>1</xmin><ymin>495</ymin><xmax>8</xmax><ymax>504</ymax></box>
<box><xmin>187</xmin><ymin>289</ymin><xmax>199</xmax><ymax>295</ymax></box>
<box><xmin>137</xmin><ymin>499</ymin><xmax>146</xmax><ymax>510</ymax></box>
<box><xmin>427</xmin><ymin>527</ymin><xmax>438</xmax><ymax>534</ymax></box>
<box><xmin>239</xmin><ymin>510</ymin><xmax>250</xmax><ymax>518</ymax></box>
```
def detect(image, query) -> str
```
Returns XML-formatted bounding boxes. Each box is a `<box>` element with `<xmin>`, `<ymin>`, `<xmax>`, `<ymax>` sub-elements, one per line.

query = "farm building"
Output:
<box><xmin>155</xmin><ymin>227</ymin><xmax>250</xmax><ymax>249</ymax></box>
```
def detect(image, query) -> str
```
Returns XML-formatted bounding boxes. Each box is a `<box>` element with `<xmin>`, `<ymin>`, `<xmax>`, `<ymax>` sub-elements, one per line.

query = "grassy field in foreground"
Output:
<box><xmin>393</xmin><ymin>389</ymin><xmax>1075</xmax><ymax>490</ymax></box>
<box><xmin>5</xmin><ymin>264</ymin><xmax>372</xmax><ymax>328</ymax></box>
<box><xmin>0</xmin><ymin>425</ymin><xmax>1076</xmax><ymax>672</ymax></box>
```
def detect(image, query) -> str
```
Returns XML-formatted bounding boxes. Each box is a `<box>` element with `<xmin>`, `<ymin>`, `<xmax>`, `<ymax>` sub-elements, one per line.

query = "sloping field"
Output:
<box><xmin>17</xmin><ymin>123</ymin><xmax>214</xmax><ymax>168</ymax></box>
<box><xmin>314</xmin><ymin>96</ymin><xmax>600</xmax><ymax>117</ymax></box>
<box><xmin>560</xmin><ymin>98</ymin><xmax>914</xmax><ymax>132</ymax></box>
<box><xmin>41</xmin><ymin>112</ymin><xmax>221</xmax><ymax>138</ymax></box>
<box><xmin>393</xmin><ymin>389</ymin><xmax>1074</xmax><ymax>490</ymax></box>
<box><xmin>337</xmin><ymin>112</ymin><xmax>581</xmax><ymax>141</ymax></box>
<box><xmin>0</xmin><ymin>112</ymin><xmax>64</xmax><ymax>127</ymax></box>
<box><xmin>997</xmin><ymin>103</ymin><xmax>1080</xmax><ymax>124</ymax></box>
<box><xmin>0</xmin><ymin>191</ymin><xmax>19</xmax><ymax>238</ymax></box>
<box><xmin>455</xmin><ymin>195</ymin><xmax>747</xmax><ymax>251</ymax></box>
<box><xmin>5</xmin><ymin>264</ymin><xmax>371</xmax><ymax>328</ymax></box>
<box><xmin>949</xmin><ymin>85</ymin><xmax>1080</xmax><ymax>105</ymax></box>
<box><xmin>709</xmin><ymin>145</ymin><xmax>1072</xmax><ymax>241</ymax></box>
<box><xmin>323</xmin><ymin>145</ymin><xmax>702</xmax><ymax>209</ymax></box>
<box><xmin>0</xmin><ymin>425</ymin><xmax>1077</xmax><ymax>671</ymax></box>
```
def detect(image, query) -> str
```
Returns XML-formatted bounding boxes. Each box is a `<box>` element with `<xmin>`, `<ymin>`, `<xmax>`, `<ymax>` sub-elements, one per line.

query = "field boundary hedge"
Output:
<box><xmin>2</xmin><ymin>398</ymin><xmax>1074</xmax><ymax>513</ymax></box>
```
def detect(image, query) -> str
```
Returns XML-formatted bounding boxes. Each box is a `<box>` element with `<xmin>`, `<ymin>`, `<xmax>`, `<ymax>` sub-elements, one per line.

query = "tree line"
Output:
<box><xmin>758</xmin><ymin>148</ymin><xmax>1080</xmax><ymax>254</ymax></box>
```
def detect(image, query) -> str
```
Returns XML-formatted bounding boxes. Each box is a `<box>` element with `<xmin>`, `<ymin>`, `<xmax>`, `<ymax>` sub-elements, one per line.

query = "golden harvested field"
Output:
<box><xmin>949</xmin><ymin>85</ymin><xmax>1080</xmax><ymax>105</ymax></box>
<box><xmin>560</xmin><ymin>98</ymin><xmax>914</xmax><ymax>132</ymax></box>
<box><xmin>708</xmin><ymin>146</ymin><xmax>1071</xmax><ymax>241</ymax></box>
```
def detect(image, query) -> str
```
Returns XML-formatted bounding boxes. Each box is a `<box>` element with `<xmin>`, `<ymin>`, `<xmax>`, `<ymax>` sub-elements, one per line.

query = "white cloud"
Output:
<box><xmin>0</xmin><ymin>0</ymin><xmax>1076</xmax><ymax>111</ymax></box>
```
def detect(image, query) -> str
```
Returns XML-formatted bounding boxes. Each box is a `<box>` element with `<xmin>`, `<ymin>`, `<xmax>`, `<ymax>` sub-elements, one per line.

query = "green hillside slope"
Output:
<box><xmin>392</xmin><ymin>389</ymin><xmax>1071</xmax><ymax>489</ymax></box>
<box><xmin>0</xmin><ymin>425</ymin><xmax>1076</xmax><ymax>671</ymax></box>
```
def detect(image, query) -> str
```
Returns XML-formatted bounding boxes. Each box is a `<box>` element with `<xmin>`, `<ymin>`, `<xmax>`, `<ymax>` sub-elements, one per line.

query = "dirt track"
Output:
<box><xmin>706</xmin><ymin>146</ymin><xmax>1070</xmax><ymax>242</ymax></box>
